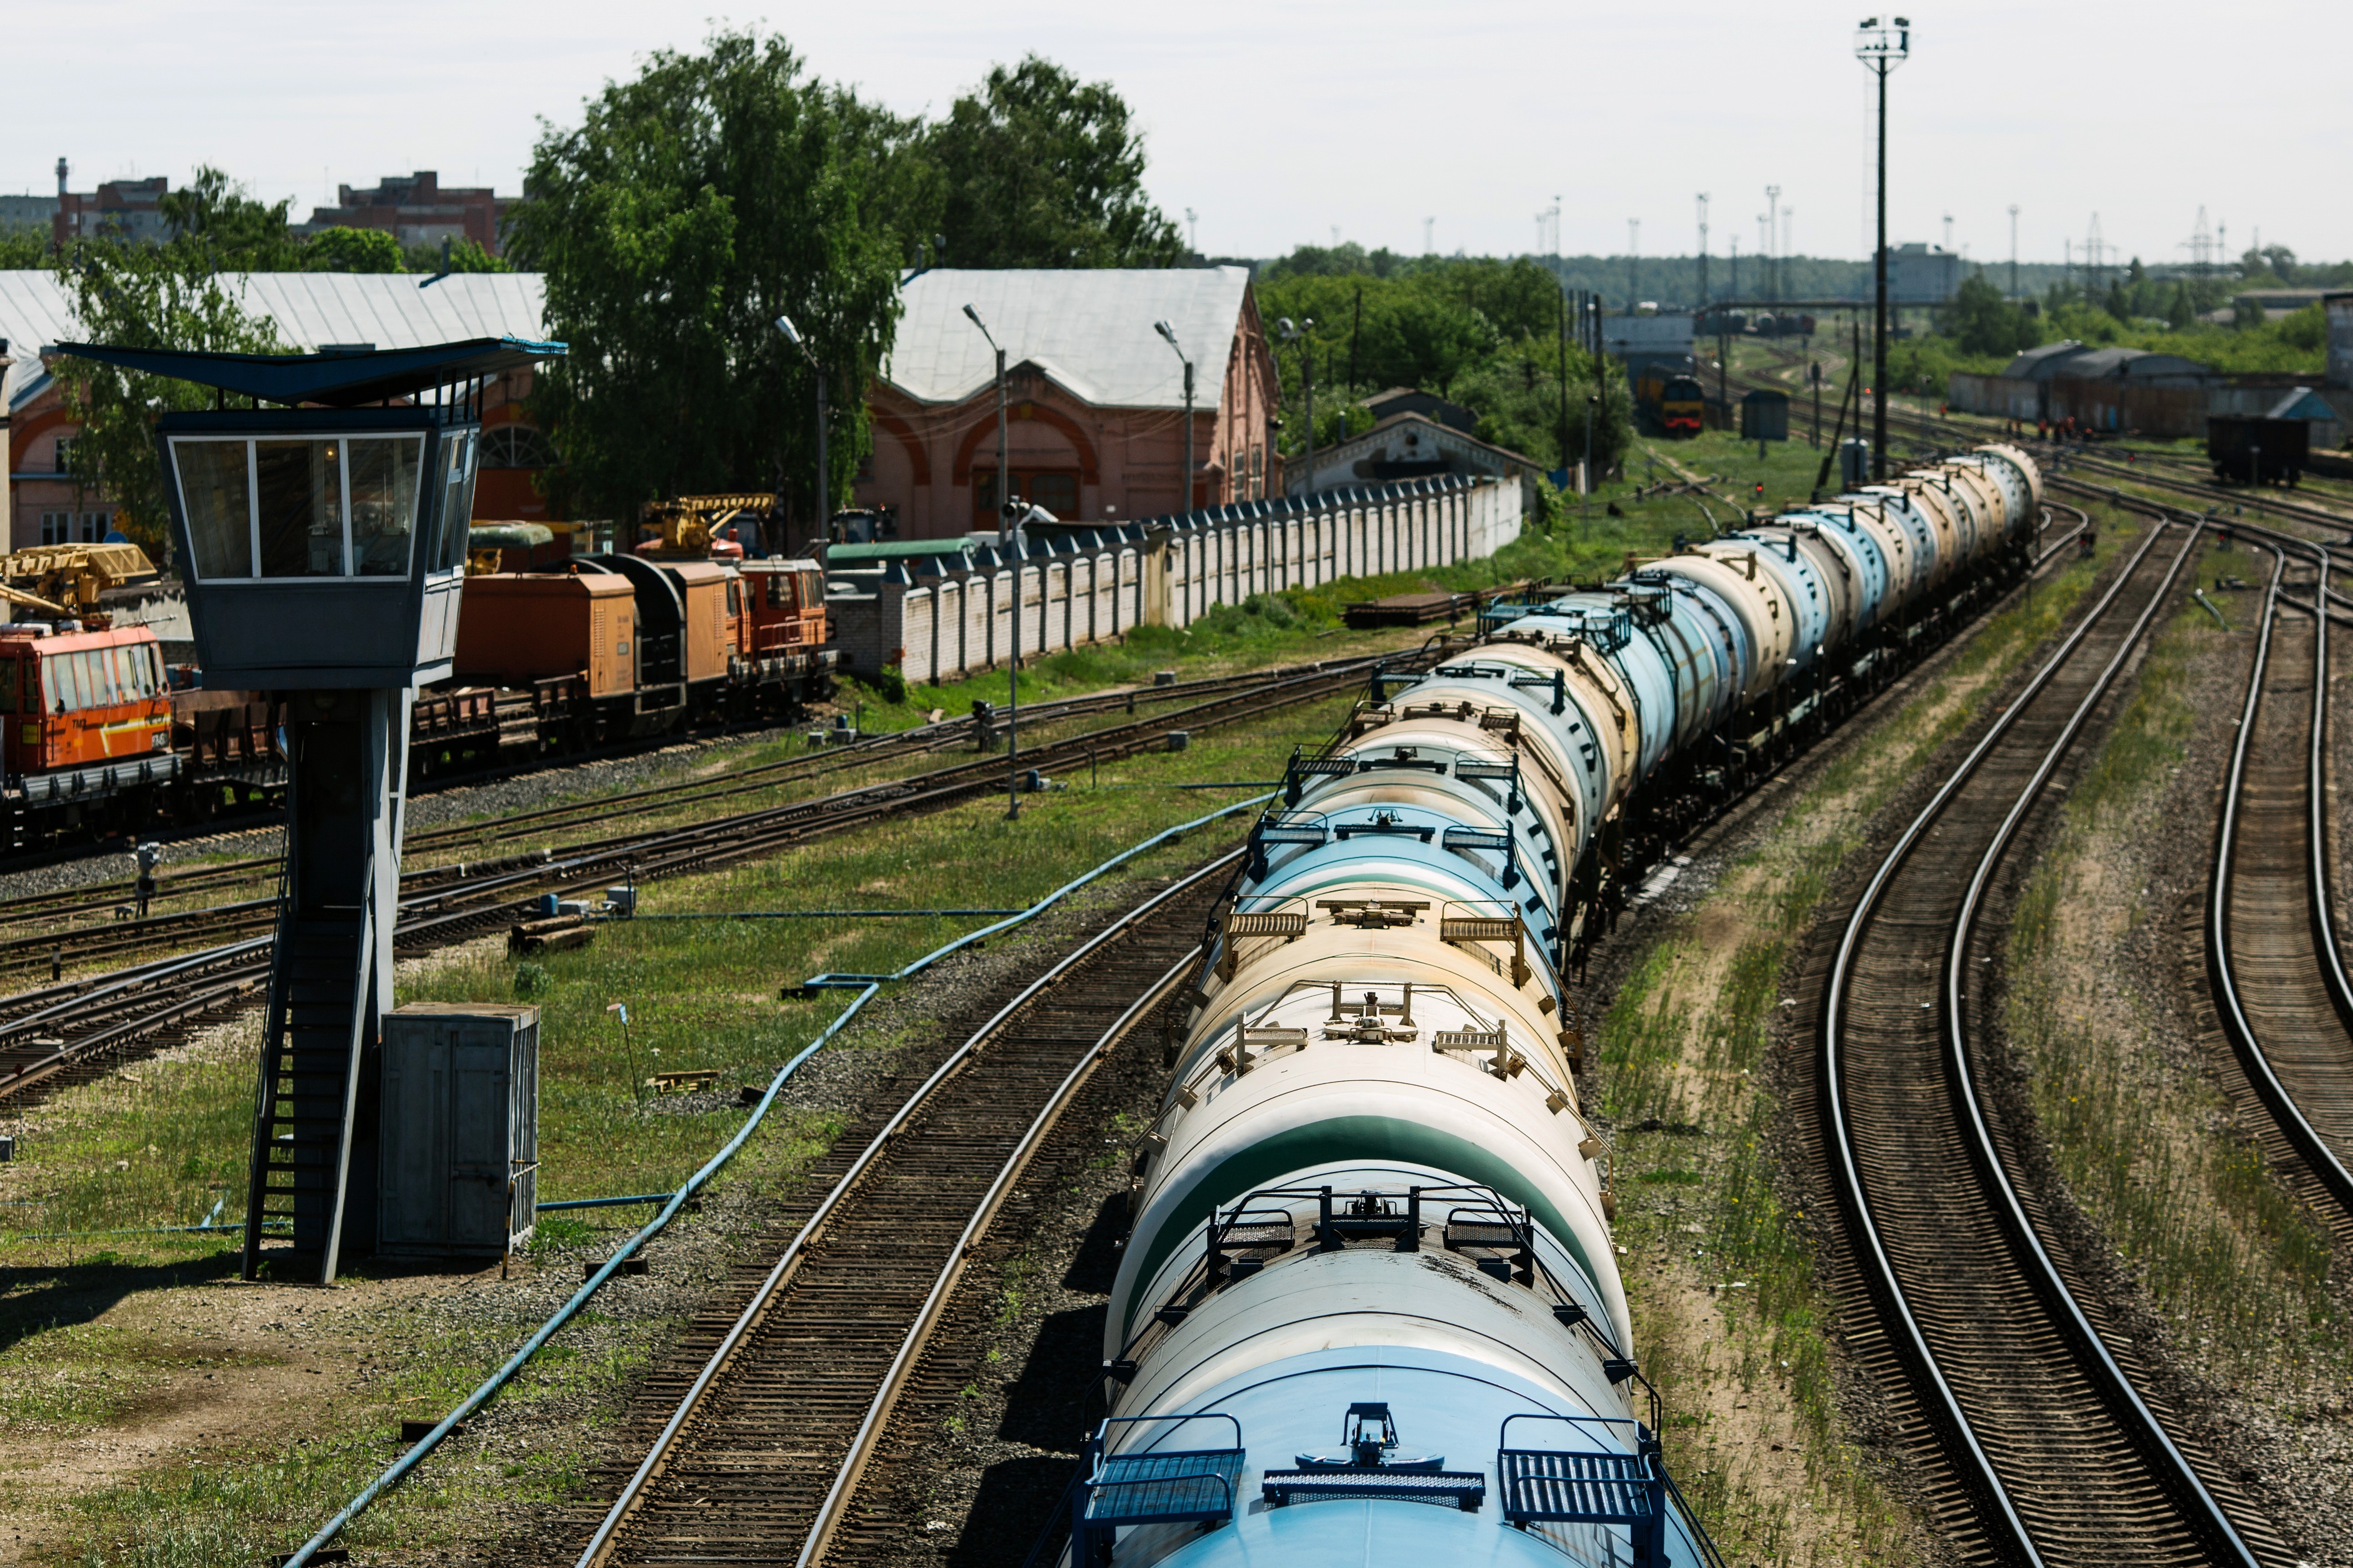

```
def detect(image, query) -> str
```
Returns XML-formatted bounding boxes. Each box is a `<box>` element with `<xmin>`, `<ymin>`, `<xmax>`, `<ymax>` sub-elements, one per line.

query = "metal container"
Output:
<box><xmin>378</xmin><ymin>1003</ymin><xmax>539</xmax><ymax>1258</ymax></box>
<box><xmin>2208</xmin><ymin>415</ymin><xmax>2309</xmax><ymax>484</ymax></box>
<box><xmin>1839</xmin><ymin>437</ymin><xmax>1871</xmax><ymax>489</ymax></box>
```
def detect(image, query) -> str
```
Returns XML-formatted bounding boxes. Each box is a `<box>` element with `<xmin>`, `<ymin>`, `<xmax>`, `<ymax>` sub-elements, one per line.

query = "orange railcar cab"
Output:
<box><xmin>0</xmin><ymin>626</ymin><xmax>173</xmax><ymax>777</ymax></box>
<box><xmin>736</xmin><ymin>559</ymin><xmax>829</xmax><ymax>657</ymax></box>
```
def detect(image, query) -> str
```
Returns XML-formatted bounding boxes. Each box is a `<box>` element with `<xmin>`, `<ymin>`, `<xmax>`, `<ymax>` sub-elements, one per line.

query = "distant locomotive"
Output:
<box><xmin>1631</xmin><ymin>360</ymin><xmax>1708</xmax><ymax>438</ymax></box>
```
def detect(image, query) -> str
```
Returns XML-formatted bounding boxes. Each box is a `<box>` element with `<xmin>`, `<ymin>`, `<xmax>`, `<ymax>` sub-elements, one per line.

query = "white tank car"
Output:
<box><xmin>1076</xmin><ymin>446</ymin><xmax>2041</xmax><ymax>1568</ymax></box>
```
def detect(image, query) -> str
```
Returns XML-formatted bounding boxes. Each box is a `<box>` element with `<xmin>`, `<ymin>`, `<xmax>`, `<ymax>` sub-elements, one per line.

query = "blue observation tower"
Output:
<box><xmin>58</xmin><ymin>336</ymin><xmax>565</xmax><ymax>1284</ymax></box>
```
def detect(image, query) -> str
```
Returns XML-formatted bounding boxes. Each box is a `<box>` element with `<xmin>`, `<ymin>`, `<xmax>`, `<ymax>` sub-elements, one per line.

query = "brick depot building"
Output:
<box><xmin>1</xmin><ymin>271</ymin><xmax>556</xmax><ymax>550</ymax></box>
<box><xmin>857</xmin><ymin>267</ymin><xmax>1280</xmax><ymax>538</ymax></box>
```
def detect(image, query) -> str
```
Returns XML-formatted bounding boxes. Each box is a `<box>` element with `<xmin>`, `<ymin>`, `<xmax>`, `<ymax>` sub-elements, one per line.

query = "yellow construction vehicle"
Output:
<box><xmin>637</xmin><ymin>494</ymin><xmax>777</xmax><ymax>557</ymax></box>
<box><xmin>0</xmin><ymin>542</ymin><xmax>161</xmax><ymax>626</ymax></box>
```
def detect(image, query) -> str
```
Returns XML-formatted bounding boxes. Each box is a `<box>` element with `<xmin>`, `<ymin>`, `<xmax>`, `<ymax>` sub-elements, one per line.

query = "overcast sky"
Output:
<box><xmin>10</xmin><ymin>1</ymin><xmax>2346</xmax><ymax>268</ymax></box>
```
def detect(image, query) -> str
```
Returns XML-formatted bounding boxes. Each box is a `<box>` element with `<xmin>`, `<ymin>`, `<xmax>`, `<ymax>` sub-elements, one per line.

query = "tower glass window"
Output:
<box><xmin>350</xmin><ymin>436</ymin><xmax>425</xmax><ymax>576</ymax></box>
<box><xmin>170</xmin><ymin>440</ymin><xmax>255</xmax><ymax>579</ymax></box>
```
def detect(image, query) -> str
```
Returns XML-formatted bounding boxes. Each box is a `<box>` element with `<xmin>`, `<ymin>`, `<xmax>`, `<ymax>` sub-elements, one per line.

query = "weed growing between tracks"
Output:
<box><xmin>2004</xmin><ymin>601</ymin><xmax>2351</xmax><ymax>1396</ymax></box>
<box><xmin>0</xmin><ymin>696</ymin><xmax>1345</xmax><ymax>1564</ymax></box>
<box><xmin>1594</xmin><ymin>515</ymin><xmax>2132</xmax><ymax>1565</ymax></box>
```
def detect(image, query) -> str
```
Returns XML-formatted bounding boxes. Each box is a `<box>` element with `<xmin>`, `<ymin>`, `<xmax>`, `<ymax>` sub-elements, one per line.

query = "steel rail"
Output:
<box><xmin>788</xmin><ymin>943</ymin><xmax>1199</xmax><ymax>1568</ymax></box>
<box><xmin>570</xmin><ymin>852</ymin><xmax>1239</xmax><ymax>1568</ymax></box>
<box><xmin>0</xmin><ymin>662</ymin><xmax>1380</xmax><ymax>1098</ymax></box>
<box><xmin>1931</xmin><ymin>514</ymin><xmax>2262</xmax><ymax>1565</ymax></box>
<box><xmin>2205</xmin><ymin>534</ymin><xmax>2353</xmax><ymax>1217</ymax></box>
<box><xmin>1822</xmin><ymin>515</ymin><xmax>2190</xmax><ymax>1566</ymax></box>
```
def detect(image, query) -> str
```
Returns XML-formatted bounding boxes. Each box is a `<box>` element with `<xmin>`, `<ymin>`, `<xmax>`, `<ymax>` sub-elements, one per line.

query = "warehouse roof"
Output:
<box><xmin>2000</xmin><ymin>340</ymin><xmax>2209</xmax><ymax>382</ymax></box>
<box><xmin>0</xmin><ymin>269</ymin><xmax>548</xmax><ymax>412</ymax></box>
<box><xmin>883</xmin><ymin>267</ymin><xmax>1253</xmax><ymax>412</ymax></box>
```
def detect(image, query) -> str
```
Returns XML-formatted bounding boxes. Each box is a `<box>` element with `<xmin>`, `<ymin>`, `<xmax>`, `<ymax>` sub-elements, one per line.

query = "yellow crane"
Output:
<box><xmin>638</xmin><ymin>493</ymin><xmax>776</xmax><ymax>557</ymax></box>
<box><xmin>0</xmin><ymin>542</ymin><xmax>161</xmax><ymax>624</ymax></box>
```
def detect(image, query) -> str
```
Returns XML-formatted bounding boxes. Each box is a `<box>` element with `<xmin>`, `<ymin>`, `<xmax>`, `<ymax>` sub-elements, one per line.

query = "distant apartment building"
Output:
<box><xmin>300</xmin><ymin>171</ymin><xmax>515</xmax><ymax>257</ymax></box>
<box><xmin>1881</xmin><ymin>242</ymin><xmax>1960</xmax><ymax>304</ymax></box>
<box><xmin>0</xmin><ymin>194</ymin><xmax>59</xmax><ymax>239</ymax></box>
<box><xmin>50</xmin><ymin>160</ymin><xmax>172</xmax><ymax>249</ymax></box>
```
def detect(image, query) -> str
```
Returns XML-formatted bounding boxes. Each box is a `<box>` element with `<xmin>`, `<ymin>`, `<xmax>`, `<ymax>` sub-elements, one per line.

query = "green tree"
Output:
<box><xmin>2279</xmin><ymin>301</ymin><xmax>2327</xmax><ymax>353</ymax></box>
<box><xmin>0</xmin><ymin>229</ymin><xmax>44</xmax><ymax>268</ymax></box>
<box><xmin>1949</xmin><ymin>269</ymin><xmax>2038</xmax><ymax>356</ymax></box>
<box><xmin>2165</xmin><ymin>281</ymin><xmax>2198</xmax><ymax>330</ymax></box>
<box><xmin>302</xmin><ymin>226</ymin><xmax>408</xmax><ymax>273</ymax></box>
<box><xmin>506</xmin><ymin>29</ymin><xmax>906</xmax><ymax>529</ymax></box>
<box><xmin>929</xmin><ymin>55</ymin><xmax>1184</xmax><ymax>268</ymax></box>
<box><xmin>49</xmin><ymin>246</ymin><xmax>286</xmax><ymax>562</ymax></box>
<box><xmin>398</xmin><ymin>235</ymin><xmax>510</xmax><ymax>274</ymax></box>
<box><xmin>157</xmin><ymin>166</ymin><xmax>300</xmax><ymax>269</ymax></box>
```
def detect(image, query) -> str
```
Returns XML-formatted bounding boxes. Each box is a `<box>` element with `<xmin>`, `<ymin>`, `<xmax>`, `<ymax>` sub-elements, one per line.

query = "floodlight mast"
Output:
<box><xmin>1854</xmin><ymin>15</ymin><xmax>1910</xmax><ymax>481</ymax></box>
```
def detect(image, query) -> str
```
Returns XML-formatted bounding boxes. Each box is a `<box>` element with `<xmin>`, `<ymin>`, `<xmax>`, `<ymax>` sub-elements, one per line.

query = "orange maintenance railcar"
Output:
<box><xmin>0</xmin><ymin>625</ymin><xmax>180</xmax><ymax>836</ymax></box>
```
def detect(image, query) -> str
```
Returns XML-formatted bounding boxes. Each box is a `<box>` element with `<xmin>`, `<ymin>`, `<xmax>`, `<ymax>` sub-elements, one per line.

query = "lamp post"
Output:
<box><xmin>962</xmin><ymin>304</ymin><xmax>1011</xmax><ymax>541</ymax></box>
<box><xmin>1277</xmin><ymin>317</ymin><xmax>1314</xmax><ymax>499</ymax></box>
<box><xmin>1154</xmin><ymin>320</ymin><xmax>1195</xmax><ymax>511</ymax></box>
<box><xmin>775</xmin><ymin>314</ymin><xmax>827</xmax><ymax>542</ymax></box>
<box><xmin>1854</xmin><ymin>15</ymin><xmax>1911</xmax><ymax>481</ymax></box>
<box><xmin>962</xmin><ymin>303</ymin><xmax>1028</xmax><ymax>818</ymax></box>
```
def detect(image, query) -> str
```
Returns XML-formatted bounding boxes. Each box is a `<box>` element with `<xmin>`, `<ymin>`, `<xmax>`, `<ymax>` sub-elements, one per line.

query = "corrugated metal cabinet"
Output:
<box><xmin>379</xmin><ymin>1003</ymin><xmax>539</xmax><ymax>1257</ymax></box>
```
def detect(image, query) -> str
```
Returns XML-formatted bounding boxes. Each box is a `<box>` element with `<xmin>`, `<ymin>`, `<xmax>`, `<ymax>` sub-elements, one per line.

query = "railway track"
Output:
<box><xmin>0</xmin><ymin>658</ymin><xmax>1388</xmax><ymax>1110</ymax></box>
<box><xmin>2200</xmin><ymin>534</ymin><xmax>2353</xmax><ymax>1245</ymax></box>
<box><xmin>0</xmin><ymin>656</ymin><xmax>1400</xmax><ymax>976</ymax></box>
<box><xmin>1816</xmin><ymin>513</ymin><xmax>2292</xmax><ymax>1565</ymax></box>
<box><xmin>551</xmin><ymin>852</ymin><xmax>1227</xmax><ymax>1568</ymax></box>
<box><xmin>0</xmin><ymin>657</ymin><xmax>1376</xmax><ymax>936</ymax></box>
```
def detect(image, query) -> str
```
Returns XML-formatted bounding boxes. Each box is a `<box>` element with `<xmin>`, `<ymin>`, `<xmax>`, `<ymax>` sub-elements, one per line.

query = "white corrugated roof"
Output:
<box><xmin>1</xmin><ymin>269</ymin><xmax>548</xmax><ymax>412</ymax></box>
<box><xmin>885</xmin><ymin>267</ymin><xmax>1251</xmax><ymax>412</ymax></box>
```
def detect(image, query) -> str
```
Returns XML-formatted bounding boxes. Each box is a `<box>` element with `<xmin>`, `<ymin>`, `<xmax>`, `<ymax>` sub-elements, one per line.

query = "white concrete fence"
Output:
<box><xmin>827</xmin><ymin>474</ymin><xmax>1523</xmax><ymax>683</ymax></box>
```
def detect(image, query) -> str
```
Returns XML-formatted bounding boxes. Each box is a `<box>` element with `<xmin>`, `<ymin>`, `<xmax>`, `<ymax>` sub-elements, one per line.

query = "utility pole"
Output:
<box><xmin>1765</xmin><ymin>186</ymin><xmax>1781</xmax><ymax>300</ymax></box>
<box><xmin>1628</xmin><ymin>219</ymin><xmax>1640</xmax><ymax>303</ymax></box>
<box><xmin>1278</xmin><ymin>318</ymin><xmax>1315</xmax><ymax>499</ymax></box>
<box><xmin>1730</xmin><ymin>235</ymin><xmax>1740</xmax><ymax>300</ymax></box>
<box><xmin>2009</xmin><ymin>204</ymin><xmax>2020</xmax><ymax>298</ymax></box>
<box><xmin>1185</xmin><ymin>207</ymin><xmax>1198</xmax><ymax>253</ymax></box>
<box><xmin>1697</xmin><ymin>193</ymin><xmax>1710</xmax><ymax>307</ymax></box>
<box><xmin>1557</xmin><ymin>289</ymin><xmax>1572</xmax><ymax>481</ymax></box>
<box><xmin>1855</xmin><ymin>16</ymin><xmax>1910</xmax><ymax>482</ymax></box>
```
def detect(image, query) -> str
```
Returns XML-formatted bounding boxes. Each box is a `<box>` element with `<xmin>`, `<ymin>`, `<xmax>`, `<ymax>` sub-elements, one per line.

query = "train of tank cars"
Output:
<box><xmin>1075</xmin><ymin>443</ymin><xmax>2042</xmax><ymax>1568</ymax></box>
<box><xmin>0</xmin><ymin>496</ymin><xmax>834</xmax><ymax>848</ymax></box>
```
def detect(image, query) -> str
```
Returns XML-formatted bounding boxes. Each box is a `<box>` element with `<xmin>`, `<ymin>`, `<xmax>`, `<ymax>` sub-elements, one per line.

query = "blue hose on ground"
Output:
<box><xmin>278</xmin><ymin>792</ymin><xmax>1274</xmax><ymax>1567</ymax></box>
<box><xmin>535</xmin><ymin>1193</ymin><xmax>675</xmax><ymax>1212</ymax></box>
